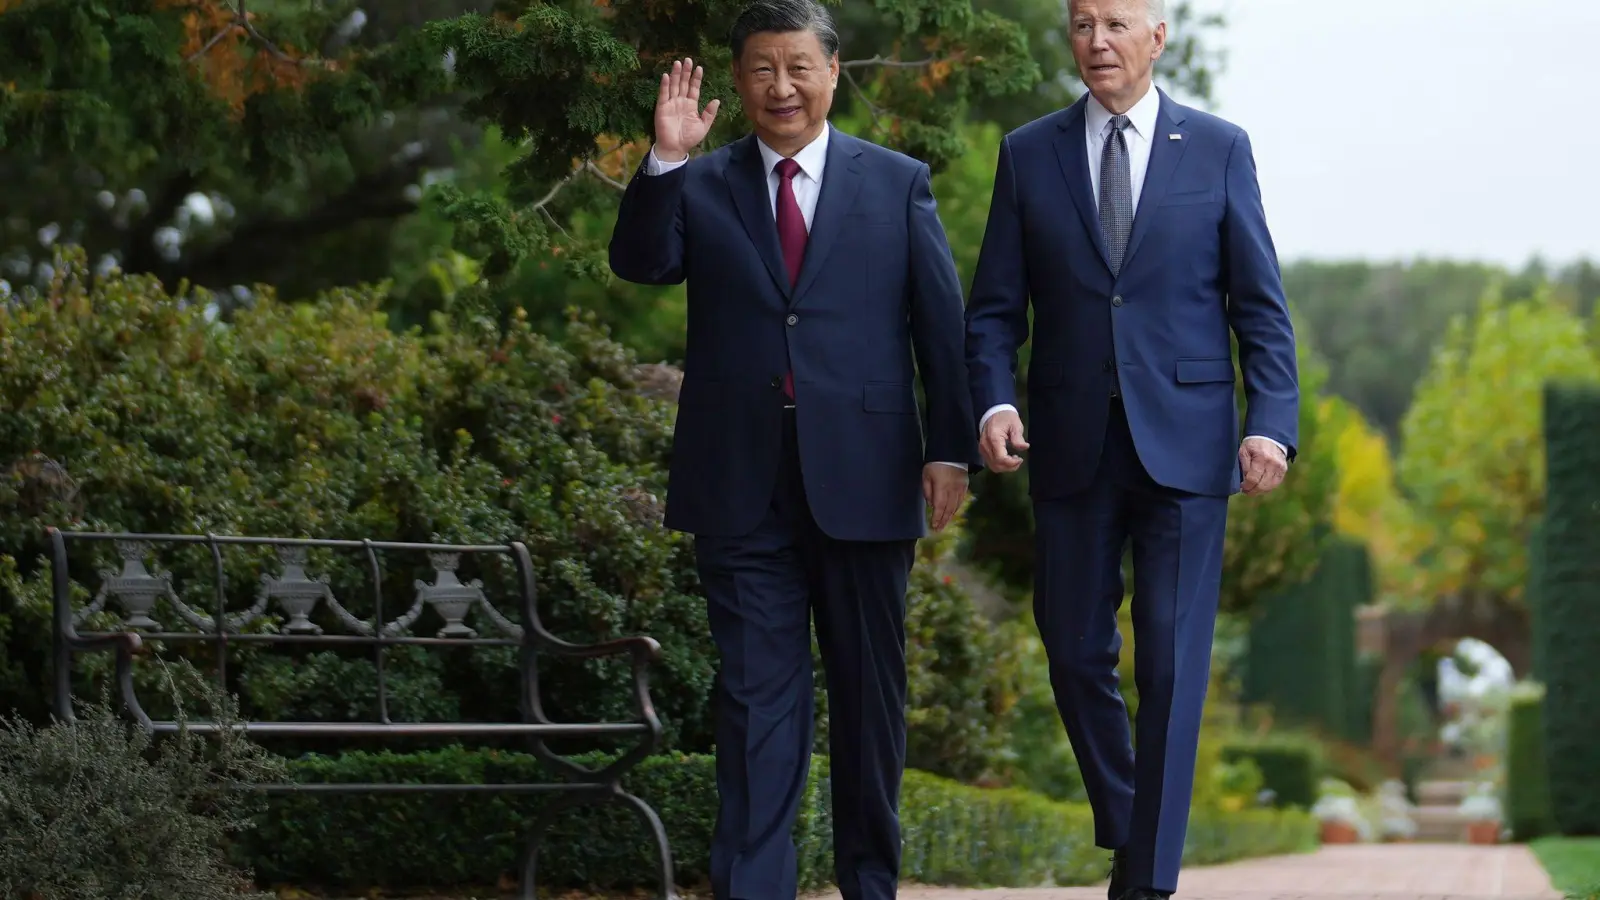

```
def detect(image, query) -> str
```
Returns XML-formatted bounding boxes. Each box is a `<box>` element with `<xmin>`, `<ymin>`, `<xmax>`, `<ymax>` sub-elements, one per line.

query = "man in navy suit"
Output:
<box><xmin>609</xmin><ymin>2</ymin><xmax>977</xmax><ymax>898</ymax></box>
<box><xmin>964</xmin><ymin>1</ymin><xmax>1299</xmax><ymax>898</ymax></box>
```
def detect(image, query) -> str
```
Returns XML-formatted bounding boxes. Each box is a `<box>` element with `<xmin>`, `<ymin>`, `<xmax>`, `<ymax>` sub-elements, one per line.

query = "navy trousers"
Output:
<box><xmin>1033</xmin><ymin>400</ymin><xmax>1229</xmax><ymax>894</ymax></box>
<box><xmin>694</xmin><ymin>410</ymin><xmax>916</xmax><ymax>900</ymax></box>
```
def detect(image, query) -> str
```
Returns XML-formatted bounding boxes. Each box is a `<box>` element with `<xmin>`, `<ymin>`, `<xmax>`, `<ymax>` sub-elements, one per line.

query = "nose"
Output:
<box><xmin>1089</xmin><ymin>24</ymin><xmax>1111</xmax><ymax>50</ymax></box>
<box><xmin>770</xmin><ymin>73</ymin><xmax>797</xmax><ymax>98</ymax></box>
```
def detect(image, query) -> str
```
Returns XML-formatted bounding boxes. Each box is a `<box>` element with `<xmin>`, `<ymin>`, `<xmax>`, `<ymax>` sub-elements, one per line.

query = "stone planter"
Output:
<box><xmin>1321</xmin><ymin>820</ymin><xmax>1362</xmax><ymax>844</ymax></box>
<box><xmin>1465</xmin><ymin>820</ymin><xmax>1500</xmax><ymax>845</ymax></box>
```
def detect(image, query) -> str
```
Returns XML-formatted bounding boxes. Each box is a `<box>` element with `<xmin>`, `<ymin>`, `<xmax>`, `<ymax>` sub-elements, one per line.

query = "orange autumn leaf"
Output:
<box><xmin>155</xmin><ymin>0</ymin><xmax>322</xmax><ymax>113</ymax></box>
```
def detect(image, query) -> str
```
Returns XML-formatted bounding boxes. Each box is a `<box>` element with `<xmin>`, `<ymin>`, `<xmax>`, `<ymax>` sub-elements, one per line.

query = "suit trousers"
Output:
<box><xmin>694</xmin><ymin>409</ymin><xmax>917</xmax><ymax>900</ymax></box>
<box><xmin>1032</xmin><ymin>400</ymin><xmax>1229</xmax><ymax>893</ymax></box>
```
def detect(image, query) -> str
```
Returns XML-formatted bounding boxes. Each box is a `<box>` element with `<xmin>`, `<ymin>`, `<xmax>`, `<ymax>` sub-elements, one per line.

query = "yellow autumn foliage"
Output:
<box><xmin>1322</xmin><ymin>396</ymin><xmax>1422</xmax><ymax>602</ymax></box>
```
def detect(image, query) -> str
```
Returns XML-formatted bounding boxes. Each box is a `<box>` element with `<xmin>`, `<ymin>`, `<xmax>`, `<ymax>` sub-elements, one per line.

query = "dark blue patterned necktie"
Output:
<box><xmin>1099</xmin><ymin>114</ymin><xmax>1133</xmax><ymax>275</ymax></box>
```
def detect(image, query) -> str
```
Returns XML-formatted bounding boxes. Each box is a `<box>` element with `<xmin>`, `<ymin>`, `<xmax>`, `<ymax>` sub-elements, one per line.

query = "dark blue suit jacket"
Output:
<box><xmin>610</xmin><ymin>126</ymin><xmax>978</xmax><ymax>541</ymax></box>
<box><xmin>965</xmin><ymin>90</ymin><xmax>1299</xmax><ymax>499</ymax></box>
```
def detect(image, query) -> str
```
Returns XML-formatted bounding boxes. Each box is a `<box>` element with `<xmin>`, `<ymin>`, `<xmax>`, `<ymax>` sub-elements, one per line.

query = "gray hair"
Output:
<box><xmin>729</xmin><ymin>0</ymin><xmax>840</xmax><ymax>60</ymax></box>
<box><xmin>1068</xmin><ymin>0</ymin><xmax>1167</xmax><ymax>28</ymax></box>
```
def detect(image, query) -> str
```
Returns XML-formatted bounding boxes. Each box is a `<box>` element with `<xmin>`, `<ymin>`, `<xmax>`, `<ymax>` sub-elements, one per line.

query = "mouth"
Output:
<box><xmin>1089</xmin><ymin>64</ymin><xmax>1120</xmax><ymax>74</ymax></box>
<box><xmin>768</xmin><ymin>106</ymin><xmax>802</xmax><ymax>119</ymax></box>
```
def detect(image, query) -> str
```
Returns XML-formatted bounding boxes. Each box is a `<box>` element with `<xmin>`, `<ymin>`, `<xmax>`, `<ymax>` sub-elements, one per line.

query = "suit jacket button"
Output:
<box><xmin>786</xmin><ymin>314</ymin><xmax>799</xmax><ymax>326</ymax></box>
<box><xmin>1102</xmin><ymin>360</ymin><xmax>1115</xmax><ymax>373</ymax></box>
<box><xmin>771</xmin><ymin>376</ymin><xmax>783</xmax><ymax>388</ymax></box>
<box><xmin>1111</xmin><ymin>295</ymin><xmax>1123</xmax><ymax>307</ymax></box>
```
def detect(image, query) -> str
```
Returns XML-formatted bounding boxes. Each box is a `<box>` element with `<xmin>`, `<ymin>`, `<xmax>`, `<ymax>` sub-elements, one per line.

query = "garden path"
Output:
<box><xmin>829</xmin><ymin>844</ymin><xmax>1564</xmax><ymax>900</ymax></box>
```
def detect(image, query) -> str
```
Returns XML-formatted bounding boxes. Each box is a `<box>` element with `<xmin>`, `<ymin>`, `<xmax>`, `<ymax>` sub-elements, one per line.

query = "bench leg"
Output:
<box><xmin>518</xmin><ymin>787</ymin><xmax>678</xmax><ymax>900</ymax></box>
<box><xmin>615</xmin><ymin>788</ymin><xmax>678</xmax><ymax>900</ymax></box>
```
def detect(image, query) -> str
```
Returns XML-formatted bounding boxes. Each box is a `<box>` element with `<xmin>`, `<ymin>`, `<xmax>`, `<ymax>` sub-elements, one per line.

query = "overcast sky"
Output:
<box><xmin>1174</xmin><ymin>0</ymin><xmax>1598</xmax><ymax>268</ymax></box>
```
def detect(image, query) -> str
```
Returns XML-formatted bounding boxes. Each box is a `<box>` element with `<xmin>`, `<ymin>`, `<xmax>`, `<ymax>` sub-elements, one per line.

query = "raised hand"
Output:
<box><xmin>655</xmin><ymin>58</ymin><xmax>721</xmax><ymax>163</ymax></box>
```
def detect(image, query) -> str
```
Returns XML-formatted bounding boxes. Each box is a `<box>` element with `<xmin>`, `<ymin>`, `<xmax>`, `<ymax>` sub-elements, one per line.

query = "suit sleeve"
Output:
<box><xmin>608</xmin><ymin>155</ymin><xmax>689</xmax><ymax>285</ymax></box>
<box><xmin>1222</xmin><ymin>129</ymin><xmax>1300</xmax><ymax>458</ymax></box>
<box><xmin>964</xmin><ymin>134</ymin><xmax>1031</xmax><ymax>426</ymax></box>
<box><xmin>906</xmin><ymin>163</ymin><xmax>981</xmax><ymax>469</ymax></box>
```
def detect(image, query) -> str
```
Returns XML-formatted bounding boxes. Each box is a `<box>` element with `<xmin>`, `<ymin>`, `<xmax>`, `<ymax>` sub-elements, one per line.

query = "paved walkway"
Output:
<box><xmin>844</xmin><ymin>845</ymin><xmax>1563</xmax><ymax>900</ymax></box>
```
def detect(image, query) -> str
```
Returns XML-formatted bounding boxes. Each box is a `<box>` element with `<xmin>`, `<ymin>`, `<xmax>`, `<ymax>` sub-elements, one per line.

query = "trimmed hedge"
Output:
<box><xmin>1504</xmin><ymin>683</ymin><xmax>1556</xmax><ymax>841</ymax></box>
<box><xmin>1220</xmin><ymin>733</ymin><xmax>1324</xmax><ymax>809</ymax></box>
<box><xmin>1241</xmin><ymin>540</ymin><xmax>1373</xmax><ymax>744</ymax></box>
<box><xmin>239</xmin><ymin>748</ymin><xmax>1318</xmax><ymax>894</ymax></box>
<box><xmin>1540</xmin><ymin>383</ymin><xmax>1600</xmax><ymax>835</ymax></box>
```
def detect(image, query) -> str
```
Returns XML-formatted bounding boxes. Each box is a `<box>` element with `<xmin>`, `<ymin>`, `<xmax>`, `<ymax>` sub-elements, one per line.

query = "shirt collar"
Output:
<box><xmin>757</xmin><ymin>124</ymin><xmax>830</xmax><ymax>181</ymax></box>
<box><xmin>1085</xmin><ymin>85</ymin><xmax>1161</xmax><ymax>141</ymax></box>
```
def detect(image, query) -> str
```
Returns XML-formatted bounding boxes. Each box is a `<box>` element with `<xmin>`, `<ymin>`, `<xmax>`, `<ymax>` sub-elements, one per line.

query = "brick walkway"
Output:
<box><xmin>835</xmin><ymin>845</ymin><xmax>1564</xmax><ymax>900</ymax></box>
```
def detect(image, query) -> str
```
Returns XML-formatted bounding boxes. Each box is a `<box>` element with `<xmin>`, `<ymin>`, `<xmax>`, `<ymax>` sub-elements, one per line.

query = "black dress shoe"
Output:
<box><xmin>1106</xmin><ymin>848</ymin><xmax>1127</xmax><ymax>900</ymax></box>
<box><xmin>1117</xmin><ymin>889</ymin><xmax>1170</xmax><ymax>900</ymax></box>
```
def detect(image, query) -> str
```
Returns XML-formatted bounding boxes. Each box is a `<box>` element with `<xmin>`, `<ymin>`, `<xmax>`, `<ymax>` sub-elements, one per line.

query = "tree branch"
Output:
<box><xmin>842</xmin><ymin>69</ymin><xmax>887</xmax><ymax>131</ymax></box>
<box><xmin>584</xmin><ymin>161</ymin><xmax>627</xmax><ymax>191</ymax></box>
<box><xmin>530</xmin><ymin>142</ymin><xmax>633</xmax><ymax>212</ymax></box>
<box><xmin>187</xmin><ymin>0</ymin><xmax>330</xmax><ymax>66</ymax></box>
<box><xmin>840</xmin><ymin>56</ymin><xmax>934</xmax><ymax>69</ymax></box>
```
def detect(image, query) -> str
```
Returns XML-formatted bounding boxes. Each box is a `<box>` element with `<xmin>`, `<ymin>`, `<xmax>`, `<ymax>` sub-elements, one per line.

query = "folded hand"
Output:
<box><xmin>1239</xmin><ymin>436</ymin><xmax>1288</xmax><ymax>495</ymax></box>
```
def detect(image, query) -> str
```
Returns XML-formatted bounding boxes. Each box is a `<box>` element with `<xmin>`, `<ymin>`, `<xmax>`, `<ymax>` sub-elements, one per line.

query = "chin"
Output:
<box><xmin>763</xmin><ymin>116</ymin><xmax>813</xmax><ymax>137</ymax></box>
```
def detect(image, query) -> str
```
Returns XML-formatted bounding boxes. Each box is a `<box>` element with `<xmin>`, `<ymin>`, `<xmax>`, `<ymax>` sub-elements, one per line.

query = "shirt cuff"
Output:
<box><xmin>1243</xmin><ymin>434</ymin><xmax>1288</xmax><ymax>456</ymax></box>
<box><xmin>645</xmin><ymin>146</ymin><xmax>689</xmax><ymax>176</ymax></box>
<box><xmin>931</xmin><ymin>461</ymin><xmax>968</xmax><ymax>471</ymax></box>
<box><xmin>979</xmin><ymin>403</ymin><xmax>1018</xmax><ymax>432</ymax></box>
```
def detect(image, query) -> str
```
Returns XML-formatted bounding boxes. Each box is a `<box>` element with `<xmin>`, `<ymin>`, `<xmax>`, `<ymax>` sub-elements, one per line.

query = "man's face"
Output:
<box><xmin>1069</xmin><ymin>0</ymin><xmax>1165</xmax><ymax>113</ymax></box>
<box><xmin>733</xmin><ymin>29</ymin><xmax>838</xmax><ymax>154</ymax></box>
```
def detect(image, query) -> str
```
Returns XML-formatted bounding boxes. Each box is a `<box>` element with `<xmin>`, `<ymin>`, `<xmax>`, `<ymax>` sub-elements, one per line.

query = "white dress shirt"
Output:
<box><xmin>977</xmin><ymin>85</ymin><xmax>1286</xmax><ymax>458</ymax></box>
<box><xmin>647</xmin><ymin>128</ymin><xmax>829</xmax><ymax>228</ymax></box>
<box><xmin>646</xmin><ymin>130</ymin><xmax>969</xmax><ymax>473</ymax></box>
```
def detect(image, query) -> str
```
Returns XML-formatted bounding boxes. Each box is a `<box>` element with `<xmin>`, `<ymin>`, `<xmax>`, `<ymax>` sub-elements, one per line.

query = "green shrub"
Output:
<box><xmin>239</xmin><ymin>747</ymin><xmax>1316</xmax><ymax>894</ymax></box>
<box><xmin>899</xmin><ymin>520</ymin><xmax>1023</xmax><ymax>784</ymax></box>
<box><xmin>0</xmin><ymin>251</ymin><xmax>710</xmax><ymax>750</ymax></box>
<box><xmin>1504</xmin><ymin>682</ymin><xmax>1556</xmax><ymax>840</ymax></box>
<box><xmin>1540</xmin><ymin>382</ymin><xmax>1600</xmax><ymax>834</ymax></box>
<box><xmin>1220</xmin><ymin>733</ymin><xmax>1324</xmax><ymax>809</ymax></box>
<box><xmin>1004</xmin><ymin>612</ymin><xmax>1087</xmax><ymax>803</ymax></box>
<box><xmin>0</xmin><ymin>667</ymin><xmax>284</xmax><ymax>899</ymax></box>
<box><xmin>0</xmin><ymin>250</ymin><xmax>1018</xmax><ymax>785</ymax></box>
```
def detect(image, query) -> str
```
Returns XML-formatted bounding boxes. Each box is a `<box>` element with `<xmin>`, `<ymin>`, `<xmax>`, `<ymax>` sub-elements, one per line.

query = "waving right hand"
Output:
<box><xmin>655</xmin><ymin>58</ymin><xmax>721</xmax><ymax>163</ymax></box>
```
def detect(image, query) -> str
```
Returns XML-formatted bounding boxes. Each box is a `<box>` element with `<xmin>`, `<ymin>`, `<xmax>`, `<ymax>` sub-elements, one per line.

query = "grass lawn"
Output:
<box><xmin>1533</xmin><ymin>837</ymin><xmax>1600</xmax><ymax>900</ymax></box>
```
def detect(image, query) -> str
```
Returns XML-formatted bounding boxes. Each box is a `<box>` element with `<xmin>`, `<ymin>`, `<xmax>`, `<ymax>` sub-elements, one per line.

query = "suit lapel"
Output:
<box><xmin>1053</xmin><ymin>97</ymin><xmax>1112</xmax><ymax>272</ymax></box>
<box><xmin>792</xmin><ymin>126</ymin><xmax>864</xmax><ymax>305</ymax></box>
<box><xmin>1122</xmin><ymin>90</ymin><xmax>1190</xmax><ymax>272</ymax></box>
<box><xmin>723</xmin><ymin>135</ymin><xmax>791</xmax><ymax>297</ymax></box>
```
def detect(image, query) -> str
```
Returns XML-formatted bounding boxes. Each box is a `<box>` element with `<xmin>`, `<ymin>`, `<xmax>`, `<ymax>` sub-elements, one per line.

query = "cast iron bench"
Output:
<box><xmin>47</xmin><ymin>527</ymin><xmax>675</xmax><ymax>900</ymax></box>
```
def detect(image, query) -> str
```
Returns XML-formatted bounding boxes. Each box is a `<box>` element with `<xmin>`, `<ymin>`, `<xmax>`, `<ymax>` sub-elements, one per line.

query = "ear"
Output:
<box><xmin>827</xmin><ymin>53</ymin><xmax>840</xmax><ymax>84</ymax></box>
<box><xmin>1152</xmin><ymin>21</ymin><xmax>1167</xmax><ymax>59</ymax></box>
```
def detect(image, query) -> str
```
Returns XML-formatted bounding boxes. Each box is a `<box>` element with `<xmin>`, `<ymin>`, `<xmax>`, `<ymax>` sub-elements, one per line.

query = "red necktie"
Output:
<box><xmin>775</xmin><ymin>158</ymin><xmax>807</xmax><ymax>401</ymax></box>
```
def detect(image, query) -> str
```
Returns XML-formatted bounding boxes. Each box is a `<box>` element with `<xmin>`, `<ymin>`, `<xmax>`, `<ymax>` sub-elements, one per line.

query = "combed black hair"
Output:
<box><xmin>728</xmin><ymin>0</ymin><xmax>840</xmax><ymax>60</ymax></box>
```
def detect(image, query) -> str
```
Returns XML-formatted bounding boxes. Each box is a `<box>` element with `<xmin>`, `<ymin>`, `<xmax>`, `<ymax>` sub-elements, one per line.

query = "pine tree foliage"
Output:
<box><xmin>423</xmin><ymin>0</ymin><xmax>1039</xmax><ymax>285</ymax></box>
<box><xmin>0</xmin><ymin>0</ymin><xmax>457</xmax><ymax>293</ymax></box>
<box><xmin>0</xmin><ymin>0</ymin><xmax>1220</xmax><ymax>306</ymax></box>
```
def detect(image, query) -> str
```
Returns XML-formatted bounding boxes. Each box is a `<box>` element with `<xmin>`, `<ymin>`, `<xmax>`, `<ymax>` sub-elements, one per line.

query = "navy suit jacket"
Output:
<box><xmin>609</xmin><ymin>126</ymin><xmax>978</xmax><ymax>541</ymax></box>
<box><xmin>965</xmin><ymin>90</ymin><xmax>1299</xmax><ymax>499</ymax></box>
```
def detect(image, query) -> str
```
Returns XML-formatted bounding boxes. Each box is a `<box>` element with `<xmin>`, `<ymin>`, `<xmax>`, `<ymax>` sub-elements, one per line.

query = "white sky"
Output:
<box><xmin>1176</xmin><ymin>0</ymin><xmax>1599</xmax><ymax>268</ymax></box>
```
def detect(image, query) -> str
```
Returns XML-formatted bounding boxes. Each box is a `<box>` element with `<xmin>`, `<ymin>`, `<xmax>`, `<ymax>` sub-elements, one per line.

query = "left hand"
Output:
<box><xmin>1238</xmin><ymin>437</ymin><xmax>1289</xmax><ymax>495</ymax></box>
<box><xmin>923</xmin><ymin>464</ymin><xmax>969</xmax><ymax>531</ymax></box>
